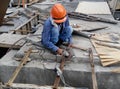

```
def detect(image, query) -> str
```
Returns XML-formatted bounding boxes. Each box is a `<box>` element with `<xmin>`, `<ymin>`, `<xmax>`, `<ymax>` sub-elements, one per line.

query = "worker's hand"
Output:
<box><xmin>57</xmin><ymin>48</ymin><xmax>63</xmax><ymax>55</ymax></box>
<box><xmin>62</xmin><ymin>50</ymin><xmax>69</xmax><ymax>57</ymax></box>
<box><xmin>68</xmin><ymin>44</ymin><xmax>73</xmax><ymax>47</ymax></box>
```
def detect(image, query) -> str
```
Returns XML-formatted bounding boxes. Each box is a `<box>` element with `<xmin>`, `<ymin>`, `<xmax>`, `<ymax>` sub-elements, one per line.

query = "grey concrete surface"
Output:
<box><xmin>0</xmin><ymin>8</ymin><xmax>26</xmax><ymax>33</ymax></box>
<box><xmin>0</xmin><ymin>48</ymin><xmax>120</xmax><ymax>89</ymax></box>
<box><xmin>0</xmin><ymin>25</ymin><xmax>120</xmax><ymax>89</ymax></box>
<box><xmin>2</xmin><ymin>83</ymin><xmax>88</xmax><ymax>89</ymax></box>
<box><xmin>0</xmin><ymin>0</ymin><xmax>120</xmax><ymax>89</ymax></box>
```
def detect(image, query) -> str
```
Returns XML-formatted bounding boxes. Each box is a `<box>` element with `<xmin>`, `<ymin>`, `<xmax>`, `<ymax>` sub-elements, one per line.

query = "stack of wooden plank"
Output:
<box><xmin>91</xmin><ymin>33</ymin><xmax>120</xmax><ymax>66</ymax></box>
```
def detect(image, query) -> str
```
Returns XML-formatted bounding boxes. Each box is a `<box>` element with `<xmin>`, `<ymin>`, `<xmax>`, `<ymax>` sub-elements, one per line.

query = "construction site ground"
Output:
<box><xmin>0</xmin><ymin>0</ymin><xmax>120</xmax><ymax>89</ymax></box>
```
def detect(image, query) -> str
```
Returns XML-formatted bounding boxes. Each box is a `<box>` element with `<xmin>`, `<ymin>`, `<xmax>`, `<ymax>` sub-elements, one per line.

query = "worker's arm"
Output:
<box><xmin>61</xmin><ymin>16</ymin><xmax>73</xmax><ymax>45</ymax></box>
<box><xmin>41</xmin><ymin>20</ymin><xmax>59</xmax><ymax>52</ymax></box>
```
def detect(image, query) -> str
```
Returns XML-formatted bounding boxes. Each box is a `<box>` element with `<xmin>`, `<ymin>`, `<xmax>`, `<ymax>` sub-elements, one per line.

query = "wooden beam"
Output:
<box><xmin>53</xmin><ymin>56</ymin><xmax>66</xmax><ymax>89</ymax></box>
<box><xmin>88</xmin><ymin>48</ymin><xmax>98</xmax><ymax>89</ymax></box>
<box><xmin>6</xmin><ymin>48</ymin><xmax>32</xmax><ymax>86</ymax></box>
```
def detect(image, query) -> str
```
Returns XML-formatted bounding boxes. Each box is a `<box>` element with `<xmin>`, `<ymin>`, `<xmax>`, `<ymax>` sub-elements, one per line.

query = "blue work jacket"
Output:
<box><xmin>41</xmin><ymin>16</ymin><xmax>72</xmax><ymax>52</ymax></box>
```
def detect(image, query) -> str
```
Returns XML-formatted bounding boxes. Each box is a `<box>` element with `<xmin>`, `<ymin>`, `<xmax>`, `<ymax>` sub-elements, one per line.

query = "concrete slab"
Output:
<box><xmin>75</xmin><ymin>1</ymin><xmax>111</xmax><ymax>14</ymax></box>
<box><xmin>0</xmin><ymin>22</ymin><xmax>120</xmax><ymax>89</ymax></box>
<box><xmin>3</xmin><ymin>83</ymin><xmax>88</xmax><ymax>89</ymax></box>
<box><xmin>0</xmin><ymin>46</ymin><xmax>120</xmax><ymax>89</ymax></box>
<box><xmin>0</xmin><ymin>33</ymin><xmax>25</xmax><ymax>48</ymax></box>
<box><xmin>0</xmin><ymin>1</ymin><xmax>120</xmax><ymax>89</ymax></box>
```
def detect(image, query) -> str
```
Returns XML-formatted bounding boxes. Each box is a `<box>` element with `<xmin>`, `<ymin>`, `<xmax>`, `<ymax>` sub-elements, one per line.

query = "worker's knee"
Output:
<box><xmin>65</xmin><ymin>26</ymin><xmax>73</xmax><ymax>34</ymax></box>
<box><xmin>51</xmin><ymin>27</ymin><xmax>59</xmax><ymax>44</ymax></box>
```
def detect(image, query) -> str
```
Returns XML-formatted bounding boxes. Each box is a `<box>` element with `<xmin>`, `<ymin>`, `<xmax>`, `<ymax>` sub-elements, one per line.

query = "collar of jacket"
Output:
<box><xmin>50</xmin><ymin>17</ymin><xmax>58</xmax><ymax>27</ymax></box>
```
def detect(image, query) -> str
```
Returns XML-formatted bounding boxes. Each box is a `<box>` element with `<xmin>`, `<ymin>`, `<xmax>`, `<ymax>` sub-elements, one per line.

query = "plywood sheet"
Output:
<box><xmin>91</xmin><ymin>33</ymin><xmax>120</xmax><ymax>66</ymax></box>
<box><xmin>75</xmin><ymin>1</ymin><xmax>111</xmax><ymax>14</ymax></box>
<box><xmin>0</xmin><ymin>0</ymin><xmax>10</xmax><ymax>24</ymax></box>
<box><xmin>0</xmin><ymin>33</ymin><xmax>26</xmax><ymax>48</ymax></box>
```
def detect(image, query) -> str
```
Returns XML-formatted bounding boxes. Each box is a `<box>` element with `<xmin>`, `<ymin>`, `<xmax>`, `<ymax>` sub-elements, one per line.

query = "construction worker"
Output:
<box><xmin>41</xmin><ymin>3</ymin><xmax>73</xmax><ymax>55</ymax></box>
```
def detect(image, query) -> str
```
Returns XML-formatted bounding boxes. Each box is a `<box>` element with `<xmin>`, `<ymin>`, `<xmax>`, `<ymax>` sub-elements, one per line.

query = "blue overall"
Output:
<box><xmin>41</xmin><ymin>16</ymin><xmax>73</xmax><ymax>52</ymax></box>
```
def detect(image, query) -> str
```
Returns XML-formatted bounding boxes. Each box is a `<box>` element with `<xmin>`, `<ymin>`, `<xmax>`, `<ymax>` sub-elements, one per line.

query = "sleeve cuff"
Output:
<box><xmin>52</xmin><ymin>46</ymin><xmax>59</xmax><ymax>52</ymax></box>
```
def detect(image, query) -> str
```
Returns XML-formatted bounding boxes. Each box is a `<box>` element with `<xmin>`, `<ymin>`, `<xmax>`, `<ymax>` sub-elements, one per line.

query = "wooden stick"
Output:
<box><xmin>22</xmin><ymin>0</ymin><xmax>25</xmax><ymax>8</ymax></box>
<box><xmin>7</xmin><ymin>16</ymin><xmax>20</xmax><ymax>18</ymax></box>
<box><xmin>101</xmin><ymin>59</ymin><xmax>115</xmax><ymax>62</ymax></box>
<box><xmin>95</xmin><ymin>42</ymin><xmax>120</xmax><ymax>49</ymax></box>
<box><xmin>70</xmin><ymin>45</ymin><xmax>88</xmax><ymax>51</ymax></box>
<box><xmin>0</xmin><ymin>82</ymin><xmax>3</xmax><ymax>89</ymax></box>
<box><xmin>53</xmin><ymin>56</ymin><xmax>66</xmax><ymax>89</ymax></box>
<box><xmin>112</xmin><ymin>68</ymin><xmax>120</xmax><ymax>73</ymax></box>
<box><xmin>102</xmin><ymin>60</ymin><xmax>120</xmax><ymax>67</ymax></box>
<box><xmin>88</xmin><ymin>48</ymin><xmax>98</xmax><ymax>89</ymax></box>
<box><xmin>17</xmin><ymin>0</ymin><xmax>21</xmax><ymax>7</ymax></box>
<box><xmin>2</xmin><ymin>22</ymin><xmax>14</xmax><ymax>26</ymax></box>
<box><xmin>6</xmin><ymin>48</ymin><xmax>32</xmax><ymax>86</ymax></box>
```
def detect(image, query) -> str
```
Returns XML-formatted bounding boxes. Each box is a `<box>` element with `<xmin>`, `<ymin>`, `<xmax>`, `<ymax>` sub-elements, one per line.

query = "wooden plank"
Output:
<box><xmin>91</xmin><ymin>33</ymin><xmax>120</xmax><ymax>66</ymax></box>
<box><xmin>53</xmin><ymin>56</ymin><xmax>66</xmax><ymax>89</ymax></box>
<box><xmin>0</xmin><ymin>33</ymin><xmax>26</xmax><ymax>48</ymax></box>
<box><xmin>6</xmin><ymin>48</ymin><xmax>32</xmax><ymax>86</ymax></box>
<box><xmin>112</xmin><ymin>68</ymin><xmax>120</xmax><ymax>73</ymax></box>
<box><xmin>88</xmin><ymin>48</ymin><xmax>98</xmax><ymax>89</ymax></box>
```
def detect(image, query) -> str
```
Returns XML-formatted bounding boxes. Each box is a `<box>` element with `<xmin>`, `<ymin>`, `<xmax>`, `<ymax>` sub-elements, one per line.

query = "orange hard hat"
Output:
<box><xmin>51</xmin><ymin>3</ymin><xmax>67</xmax><ymax>23</ymax></box>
